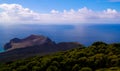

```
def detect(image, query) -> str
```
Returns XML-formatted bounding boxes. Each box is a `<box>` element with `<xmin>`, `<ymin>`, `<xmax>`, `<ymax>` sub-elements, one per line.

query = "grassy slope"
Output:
<box><xmin>0</xmin><ymin>42</ymin><xmax>120</xmax><ymax>71</ymax></box>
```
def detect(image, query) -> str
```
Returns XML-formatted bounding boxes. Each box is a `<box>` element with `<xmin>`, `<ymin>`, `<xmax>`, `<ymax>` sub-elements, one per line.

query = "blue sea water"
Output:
<box><xmin>0</xmin><ymin>24</ymin><xmax>120</xmax><ymax>52</ymax></box>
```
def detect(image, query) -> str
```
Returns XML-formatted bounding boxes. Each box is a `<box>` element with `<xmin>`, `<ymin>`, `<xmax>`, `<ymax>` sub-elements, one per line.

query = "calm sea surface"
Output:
<box><xmin>0</xmin><ymin>24</ymin><xmax>120</xmax><ymax>52</ymax></box>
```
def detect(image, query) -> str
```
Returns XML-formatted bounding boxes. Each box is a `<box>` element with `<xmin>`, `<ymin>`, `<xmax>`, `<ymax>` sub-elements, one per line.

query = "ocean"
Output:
<box><xmin>0</xmin><ymin>24</ymin><xmax>120</xmax><ymax>52</ymax></box>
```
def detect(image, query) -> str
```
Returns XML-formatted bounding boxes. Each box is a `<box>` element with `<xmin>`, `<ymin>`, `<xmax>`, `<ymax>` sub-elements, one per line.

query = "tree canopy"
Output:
<box><xmin>0</xmin><ymin>41</ymin><xmax>120</xmax><ymax>71</ymax></box>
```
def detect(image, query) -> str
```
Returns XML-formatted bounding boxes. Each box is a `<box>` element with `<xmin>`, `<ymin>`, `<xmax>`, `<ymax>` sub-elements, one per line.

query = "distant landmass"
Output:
<box><xmin>0</xmin><ymin>35</ymin><xmax>82</xmax><ymax>62</ymax></box>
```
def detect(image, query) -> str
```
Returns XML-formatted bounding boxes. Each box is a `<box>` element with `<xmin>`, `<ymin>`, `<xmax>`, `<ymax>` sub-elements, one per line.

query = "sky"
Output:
<box><xmin>0</xmin><ymin>0</ymin><xmax>120</xmax><ymax>25</ymax></box>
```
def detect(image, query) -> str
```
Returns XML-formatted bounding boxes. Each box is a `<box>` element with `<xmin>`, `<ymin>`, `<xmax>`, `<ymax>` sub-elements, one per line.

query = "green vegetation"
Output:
<box><xmin>0</xmin><ymin>41</ymin><xmax>120</xmax><ymax>71</ymax></box>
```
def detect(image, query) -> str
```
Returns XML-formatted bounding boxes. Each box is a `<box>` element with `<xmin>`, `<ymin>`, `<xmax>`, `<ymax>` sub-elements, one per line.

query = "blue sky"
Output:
<box><xmin>0</xmin><ymin>0</ymin><xmax>120</xmax><ymax>24</ymax></box>
<box><xmin>0</xmin><ymin>0</ymin><xmax>120</xmax><ymax>12</ymax></box>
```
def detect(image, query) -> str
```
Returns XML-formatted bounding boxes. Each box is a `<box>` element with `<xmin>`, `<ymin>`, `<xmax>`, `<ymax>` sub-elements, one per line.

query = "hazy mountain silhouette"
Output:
<box><xmin>0</xmin><ymin>35</ymin><xmax>83</xmax><ymax>62</ymax></box>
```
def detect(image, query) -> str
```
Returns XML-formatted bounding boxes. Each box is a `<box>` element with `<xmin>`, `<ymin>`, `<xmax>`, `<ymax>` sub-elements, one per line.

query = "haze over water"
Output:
<box><xmin>0</xmin><ymin>24</ymin><xmax>120</xmax><ymax>52</ymax></box>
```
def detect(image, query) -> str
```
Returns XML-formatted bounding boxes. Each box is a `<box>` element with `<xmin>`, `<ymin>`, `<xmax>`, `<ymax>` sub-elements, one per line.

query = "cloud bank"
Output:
<box><xmin>0</xmin><ymin>4</ymin><xmax>120</xmax><ymax>25</ymax></box>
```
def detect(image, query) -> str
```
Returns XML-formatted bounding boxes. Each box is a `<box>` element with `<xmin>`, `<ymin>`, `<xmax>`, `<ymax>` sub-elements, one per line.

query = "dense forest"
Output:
<box><xmin>0</xmin><ymin>41</ymin><xmax>120</xmax><ymax>71</ymax></box>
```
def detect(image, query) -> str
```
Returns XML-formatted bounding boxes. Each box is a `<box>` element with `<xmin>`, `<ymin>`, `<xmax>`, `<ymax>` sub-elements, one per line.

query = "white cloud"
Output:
<box><xmin>0</xmin><ymin>3</ymin><xmax>120</xmax><ymax>25</ymax></box>
<box><xmin>51</xmin><ymin>9</ymin><xmax>59</xmax><ymax>14</ymax></box>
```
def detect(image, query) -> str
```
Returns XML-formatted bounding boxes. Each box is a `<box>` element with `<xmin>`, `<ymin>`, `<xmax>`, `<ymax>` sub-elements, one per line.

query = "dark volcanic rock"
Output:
<box><xmin>4</xmin><ymin>35</ymin><xmax>55</xmax><ymax>51</ymax></box>
<box><xmin>57</xmin><ymin>42</ymin><xmax>82</xmax><ymax>51</ymax></box>
<box><xmin>0</xmin><ymin>35</ymin><xmax>83</xmax><ymax>62</ymax></box>
<box><xmin>4</xmin><ymin>38</ymin><xmax>21</xmax><ymax>50</ymax></box>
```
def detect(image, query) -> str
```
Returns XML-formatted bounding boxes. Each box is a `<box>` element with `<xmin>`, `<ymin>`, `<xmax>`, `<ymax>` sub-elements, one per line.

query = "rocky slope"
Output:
<box><xmin>4</xmin><ymin>35</ymin><xmax>55</xmax><ymax>51</ymax></box>
<box><xmin>0</xmin><ymin>35</ymin><xmax>83</xmax><ymax>62</ymax></box>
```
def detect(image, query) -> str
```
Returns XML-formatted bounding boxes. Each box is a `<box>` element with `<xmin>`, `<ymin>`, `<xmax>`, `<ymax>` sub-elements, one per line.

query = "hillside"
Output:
<box><xmin>0</xmin><ymin>35</ymin><xmax>82</xmax><ymax>62</ymax></box>
<box><xmin>0</xmin><ymin>42</ymin><xmax>120</xmax><ymax>71</ymax></box>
